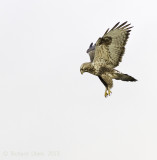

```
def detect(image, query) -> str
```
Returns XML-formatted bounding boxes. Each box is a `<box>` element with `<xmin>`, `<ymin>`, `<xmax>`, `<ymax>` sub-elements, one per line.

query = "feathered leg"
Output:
<box><xmin>98</xmin><ymin>76</ymin><xmax>109</xmax><ymax>97</ymax></box>
<box><xmin>100</xmin><ymin>74</ymin><xmax>113</xmax><ymax>97</ymax></box>
<box><xmin>98</xmin><ymin>76</ymin><xmax>107</xmax><ymax>87</ymax></box>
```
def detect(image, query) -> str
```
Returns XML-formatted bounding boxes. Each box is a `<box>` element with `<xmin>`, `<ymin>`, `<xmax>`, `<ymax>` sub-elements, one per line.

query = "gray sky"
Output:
<box><xmin>0</xmin><ymin>0</ymin><xmax>157</xmax><ymax>160</ymax></box>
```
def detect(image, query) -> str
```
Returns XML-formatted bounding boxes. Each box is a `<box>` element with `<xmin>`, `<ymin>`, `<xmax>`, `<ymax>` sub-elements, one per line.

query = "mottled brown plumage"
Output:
<box><xmin>80</xmin><ymin>22</ymin><xmax>137</xmax><ymax>97</ymax></box>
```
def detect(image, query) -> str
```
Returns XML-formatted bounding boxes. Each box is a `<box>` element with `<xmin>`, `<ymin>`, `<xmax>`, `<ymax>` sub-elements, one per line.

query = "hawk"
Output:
<box><xmin>80</xmin><ymin>21</ymin><xmax>137</xmax><ymax>97</ymax></box>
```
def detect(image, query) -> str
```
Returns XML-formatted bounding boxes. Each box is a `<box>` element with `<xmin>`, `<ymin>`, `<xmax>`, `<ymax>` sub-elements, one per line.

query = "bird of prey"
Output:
<box><xmin>80</xmin><ymin>21</ymin><xmax>137</xmax><ymax>97</ymax></box>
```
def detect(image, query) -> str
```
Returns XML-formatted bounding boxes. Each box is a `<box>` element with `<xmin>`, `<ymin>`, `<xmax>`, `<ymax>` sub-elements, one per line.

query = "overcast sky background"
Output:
<box><xmin>0</xmin><ymin>0</ymin><xmax>157</xmax><ymax>160</ymax></box>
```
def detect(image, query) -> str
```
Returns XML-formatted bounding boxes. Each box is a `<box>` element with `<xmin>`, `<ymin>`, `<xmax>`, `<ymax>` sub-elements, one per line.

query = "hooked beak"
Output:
<box><xmin>80</xmin><ymin>70</ymin><xmax>84</xmax><ymax>74</ymax></box>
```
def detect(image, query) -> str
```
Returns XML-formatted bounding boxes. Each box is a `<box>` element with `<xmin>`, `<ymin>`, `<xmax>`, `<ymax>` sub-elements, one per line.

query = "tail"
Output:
<box><xmin>113</xmin><ymin>72</ymin><xmax>137</xmax><ymax>82</ymax></box>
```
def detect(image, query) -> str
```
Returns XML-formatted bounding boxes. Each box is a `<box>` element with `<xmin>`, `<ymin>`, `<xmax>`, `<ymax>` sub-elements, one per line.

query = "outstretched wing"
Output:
<box><xmin>93</xmin><ymin>21</ymin><xmax>133</xmax><ymax>69</ymax></box>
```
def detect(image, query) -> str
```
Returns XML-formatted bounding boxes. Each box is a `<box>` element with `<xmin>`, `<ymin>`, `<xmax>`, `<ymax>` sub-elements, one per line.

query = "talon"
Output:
<box><xmin>108</xmin><ymin>89</ymin><xmax>112</xmax><ymax>96</ymax></box>
<box><xmin>105</xmin><ymin>92</ymin><xmax>108</xmax><ymax>97</ymax></box>
<box><xmin>104</xmin><ymin>89</ymin><xmax>112</xmax><ymax>97</ymax></box>
<box><xmin>105</xmin><ymin>89</ymin><xmax>108</xmax><ymax>97</ymax></box>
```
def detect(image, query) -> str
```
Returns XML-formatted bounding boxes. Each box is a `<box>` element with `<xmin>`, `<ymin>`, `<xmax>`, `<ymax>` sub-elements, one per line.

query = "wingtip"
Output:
<box><xmin>117</xmin><ymin>21</ymin><xmax>128</xmax><ymax>29</ymax></box>
<box><xmin>104</xmin><ymin>28</ymin><xmax>109</xmax><ymax>34</ymax></box>
<box><xmin>111</xmin><ymin>22</ymin><xmax>120</xmax><ymax>30</ymax></box>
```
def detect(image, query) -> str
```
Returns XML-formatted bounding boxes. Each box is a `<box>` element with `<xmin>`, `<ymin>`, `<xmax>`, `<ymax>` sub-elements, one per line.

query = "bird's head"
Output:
<box><xmin>80</xmin><ymin>62</ymin><xmax>93</xmax><ymax>74</ymax></box>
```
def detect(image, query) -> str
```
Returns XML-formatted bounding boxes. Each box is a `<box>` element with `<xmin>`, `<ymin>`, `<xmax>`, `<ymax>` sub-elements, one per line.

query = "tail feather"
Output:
<box><xmin>113</xmin><ymin>73</ymin><xmax>137</xmax><ymax>82</ymax></box>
